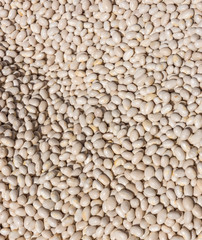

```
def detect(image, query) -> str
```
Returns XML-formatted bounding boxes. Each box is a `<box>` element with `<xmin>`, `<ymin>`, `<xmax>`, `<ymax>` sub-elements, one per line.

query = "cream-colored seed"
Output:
<box><xmin>1</xmin><ymin>137</ymin><xmax>15</xmax><ymax>147</ymax></box>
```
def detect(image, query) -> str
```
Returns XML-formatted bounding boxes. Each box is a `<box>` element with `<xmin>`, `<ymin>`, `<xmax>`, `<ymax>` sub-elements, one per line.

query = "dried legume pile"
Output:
<box><xmin>0</xmin><ymin>0</ymin><xmax>202</xmax><ymax>239</ymax></box>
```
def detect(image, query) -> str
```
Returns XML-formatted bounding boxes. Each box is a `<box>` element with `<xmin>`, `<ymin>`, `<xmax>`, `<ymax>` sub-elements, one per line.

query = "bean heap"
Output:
<box><xmin>0</xmin><ymin>0</ymin><xmax>202</xmax><ymax>239</ymax></box>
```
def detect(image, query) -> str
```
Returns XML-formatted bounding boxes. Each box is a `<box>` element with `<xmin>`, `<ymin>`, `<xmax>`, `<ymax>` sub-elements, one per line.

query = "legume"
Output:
<box><xmin>0</xmin><ymin>0</ymin><xmax>201</xmax><ymax>239</ymax></box>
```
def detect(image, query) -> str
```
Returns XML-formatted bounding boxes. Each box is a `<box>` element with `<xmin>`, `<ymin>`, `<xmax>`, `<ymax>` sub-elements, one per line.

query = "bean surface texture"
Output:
<box><xmin>0</xmin><ymin>0</ymin><xmax>201</xmax><ymax>240</ymax></box>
